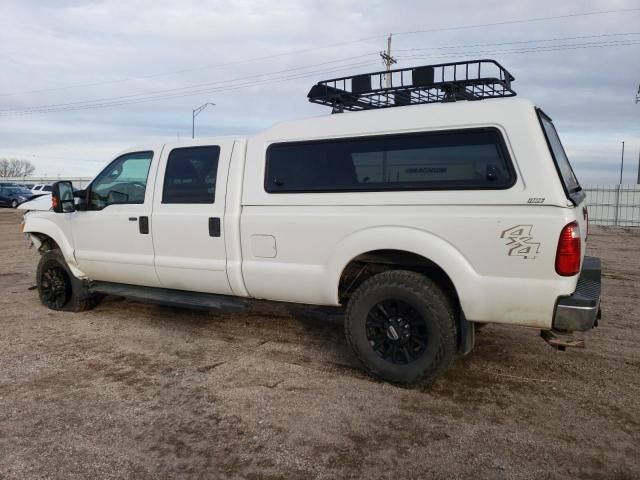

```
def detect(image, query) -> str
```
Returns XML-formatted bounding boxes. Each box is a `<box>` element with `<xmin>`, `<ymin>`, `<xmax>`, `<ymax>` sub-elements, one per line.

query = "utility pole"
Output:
<box><xmin>614</xmin><ymin>141</ymin><xmax>625</xmax><ymax>226</ymax></box>
<box><xmin>379</xmin><ymin>34</ymin><xmax>397</xmax><ymax>182</ymax></box>
<box><xmin>192</xmin><ymin>102</ymin><xmax>216</xmax><ymax>139</ymax></box>
<box><xmin>636</xmin><ymin>83</ymin><xmax>640</xmax><ymax>103</ymax></box>
<box><xmin>636</xmin><ymin>150</ymin><xmax>640</xmax><ymax>184</ymax></box>
<box><xmin>379</xmin><ymin>34</ymin><xmax>397</xmax><ymax>88</ymax></box>
<box><xmin>619</xmin><ymin>141</ymin><xmax>625</xmax><ymax>184</ymax></box>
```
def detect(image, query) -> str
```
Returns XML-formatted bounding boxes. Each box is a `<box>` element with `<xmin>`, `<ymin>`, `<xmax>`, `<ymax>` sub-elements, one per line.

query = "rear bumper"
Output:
<box><xmin>552</xmin><ymin>256</ymin><xmax>602</xmax><ymax>332</ymax></box>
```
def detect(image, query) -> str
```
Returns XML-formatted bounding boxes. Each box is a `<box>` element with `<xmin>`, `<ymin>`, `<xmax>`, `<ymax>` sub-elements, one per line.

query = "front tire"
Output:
<box><xmin>37</xmin><ymin>250</ymin><xmax>101</xmax><ymax>312</ymax></box>
<box><xmin>345</xmin><ymin>270</ymin><xmax>456</xmax><ymax>386</ymax></box>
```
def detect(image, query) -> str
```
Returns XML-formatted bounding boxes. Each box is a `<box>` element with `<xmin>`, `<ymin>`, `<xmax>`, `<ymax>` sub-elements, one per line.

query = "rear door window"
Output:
<box><xmin>162</xmin><ymin>146</ymin><xmax>220</xmax><ymax>204</ymax></box>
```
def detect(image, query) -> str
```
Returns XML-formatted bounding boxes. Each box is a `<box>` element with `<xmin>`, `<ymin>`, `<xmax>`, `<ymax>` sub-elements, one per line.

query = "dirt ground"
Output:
<box><xmin>0</xmin><ymin>209</ymin><xmax>638</xmax><ymax>480</ymax></box>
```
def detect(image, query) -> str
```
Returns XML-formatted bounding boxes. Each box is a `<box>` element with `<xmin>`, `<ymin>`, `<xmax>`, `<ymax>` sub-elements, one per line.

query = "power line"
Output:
<box><xmin>5</xmin><ymin>34</ymin><xmax>637</xmax><ymax>115</ymax></box>
<box><xmin>395</xmin><ymin>39</ymin><xmax>640</xmax><ymax>60</ymax></box>
<box><xmin>0</xmin><ymin>43</ymin><xmax>385</xmax><ymax>99</ymax></box>
<box><xmin>0</xmin><ymin>60</ymin><xmax>381</xmax><ymax>116</ymax></box>
<box><xmin>0</xmin><ymin>53</ymin><xmax>379</xmax><ymax>114</ymax></box>
<box><xmin>3</xmin><ymin>36</ymin><xmax>640</xmax><ymax>116</ymax></box>
<box><xmin>394</xmin><ymin>32</ymin><xmax>640</xmax><ymax>52</ymax></box>
<box><xmin>394</xmin><ymin>7</ymin><xmax>640</xmax><ymax>36</ymax></box>
<box><xmin>2</xmin><ymin>6</ymin><xmax>638</xmax><ymax>98</ymax></box>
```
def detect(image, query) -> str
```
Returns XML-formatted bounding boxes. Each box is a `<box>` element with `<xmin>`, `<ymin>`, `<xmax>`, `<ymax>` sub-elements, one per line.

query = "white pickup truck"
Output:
<box><xmin>20</xmin><ymin>61</ymin><xmax>601</xmax><ymax>384</ymax></box>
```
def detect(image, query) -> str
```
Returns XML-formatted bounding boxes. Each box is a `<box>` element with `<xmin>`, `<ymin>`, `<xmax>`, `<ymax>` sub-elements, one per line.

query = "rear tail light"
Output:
<box><xmin>555</xmin><ymin>221</ymin><xmax>581</xmax><ymax>276</ymax></box>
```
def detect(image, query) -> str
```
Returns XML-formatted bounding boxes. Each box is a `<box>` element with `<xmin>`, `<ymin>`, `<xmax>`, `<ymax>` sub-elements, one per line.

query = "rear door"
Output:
<box><xmin>151</xmin><ymin>142</ymin><xmax>234</xmax><ymax>294</ymax></box>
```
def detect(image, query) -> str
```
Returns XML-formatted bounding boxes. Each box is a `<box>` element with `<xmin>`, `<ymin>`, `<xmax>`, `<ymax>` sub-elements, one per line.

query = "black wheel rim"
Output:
<box><xmin>40</xmin><ymin>266</ymin><xmax>70</xmax><ymax>309</ymax></box>
<box><xmin>365</xmin><ymin>299</ymin><xmax>428</xmax><ymax>365</ymax></box>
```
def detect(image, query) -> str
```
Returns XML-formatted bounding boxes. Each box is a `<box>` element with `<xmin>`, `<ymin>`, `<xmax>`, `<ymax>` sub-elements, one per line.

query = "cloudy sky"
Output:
<box><xmin>0</xmin><ymin>0</ymin><xmax>639</xmax><ymax>184</ymax></box>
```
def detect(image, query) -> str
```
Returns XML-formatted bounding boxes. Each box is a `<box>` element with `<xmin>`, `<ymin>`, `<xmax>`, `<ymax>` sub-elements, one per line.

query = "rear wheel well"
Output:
<box><xmin>338</xmin><ymin>250</ymin><xmax>469</xmax><ymax>353</ymax></box>
<box><xmin>339</xmin><ymin>249</ymin><xmax>459</xmax><ymax>310</ymax></box>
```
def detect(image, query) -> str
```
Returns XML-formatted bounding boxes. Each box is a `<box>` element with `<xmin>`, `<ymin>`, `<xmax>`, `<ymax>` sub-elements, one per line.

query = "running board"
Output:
<box><xmin>89</xmin><ymin>281</ymin><xmax>248</xmax><ymax>312</ymax></box>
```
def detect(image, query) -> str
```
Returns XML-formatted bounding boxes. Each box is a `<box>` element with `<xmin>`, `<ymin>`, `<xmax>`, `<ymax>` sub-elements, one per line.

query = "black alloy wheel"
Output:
<box><xmin>344</xmin><ymin>270</ymin><xmax>457</xmax><ymax>385</ymax></box>
<box><xmin>36</xmin><ymin>249</ymin><xmax>102</xmax><ymax>312</ymax></box>
<box><xmin>40</xmin><ymin>264</ymin><xmax>71</xmax><ymax>309</ymax></box>
<box><xmin>365</xmin><ymin>299</ymin><xmax>429</xmax><ymax>365</ymax></box>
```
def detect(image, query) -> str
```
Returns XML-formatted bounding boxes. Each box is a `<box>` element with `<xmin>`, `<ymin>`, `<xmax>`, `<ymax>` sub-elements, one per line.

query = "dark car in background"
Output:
<box><xmin>0</xmin><ymin>186</ymin><xmax>35</xmax><ymax>208</ymax></box>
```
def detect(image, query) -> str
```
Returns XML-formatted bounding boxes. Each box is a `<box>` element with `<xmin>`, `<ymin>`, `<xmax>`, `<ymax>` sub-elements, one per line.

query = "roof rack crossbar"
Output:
<box><xmin>308</xmin><ymin>59</ymin><xmax>516</xmax><ymax>112</ymax></box>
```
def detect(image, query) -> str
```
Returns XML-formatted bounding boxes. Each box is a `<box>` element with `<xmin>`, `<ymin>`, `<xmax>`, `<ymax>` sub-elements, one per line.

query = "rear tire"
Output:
<box><xmin>345</xmin><ymin>270</ymin><xmax>456</xmax><ymax>386</ymax></box>
<box><xmin>37</xmin><ymin>250</ymin><xmax>101</xmax><ymax>312</ymax></box>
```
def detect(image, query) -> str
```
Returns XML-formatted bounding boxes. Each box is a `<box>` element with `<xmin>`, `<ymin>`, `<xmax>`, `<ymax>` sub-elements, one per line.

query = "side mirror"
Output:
<box><xmin>52</xmin><ymin>181</ymin><xmax>75</xmax><ymax>213</ymax></box>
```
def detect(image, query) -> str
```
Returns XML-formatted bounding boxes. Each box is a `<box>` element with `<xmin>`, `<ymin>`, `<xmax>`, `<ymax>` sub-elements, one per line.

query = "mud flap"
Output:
<box><xmin>458</xmin><ymin>313</ymin><xmax>475</xmax><ymax>355</ymax></box>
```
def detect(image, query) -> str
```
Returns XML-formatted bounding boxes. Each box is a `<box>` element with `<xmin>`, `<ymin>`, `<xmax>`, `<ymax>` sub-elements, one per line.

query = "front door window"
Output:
<box><xmin>89</xmin><ymin>151</ymin><xmax>153</xmax><ymax>210</ymax></box>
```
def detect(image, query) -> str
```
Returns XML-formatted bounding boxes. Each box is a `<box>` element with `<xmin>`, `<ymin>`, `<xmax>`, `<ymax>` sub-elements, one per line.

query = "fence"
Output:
<box><xmin>584</xmin><ymin>184</ymin><xmax>640</xmax><ymax>227</ymax></box>
<box><xmin>3</xmin><ymin>176</ymin><xmax>93</xmax><ymax>189</ymax></box>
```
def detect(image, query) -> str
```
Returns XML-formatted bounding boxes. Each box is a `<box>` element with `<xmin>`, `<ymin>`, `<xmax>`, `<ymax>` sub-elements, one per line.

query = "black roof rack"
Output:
<box><xmin>308</xmin><ymin>59</ymin><xmax>516</xmax><ymax>113</ymax></box>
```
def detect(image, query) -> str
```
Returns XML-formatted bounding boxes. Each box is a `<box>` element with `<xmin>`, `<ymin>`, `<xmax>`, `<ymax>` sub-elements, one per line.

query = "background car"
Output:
<box><xmin>31</xmin><ymin>184</ymin><xmax>52</xmax><ymax>195</ymax></box>
<box><xmin>0</xmin><ymin>186</ymin><xmax>35</xmax><ymax>208</ymax></box>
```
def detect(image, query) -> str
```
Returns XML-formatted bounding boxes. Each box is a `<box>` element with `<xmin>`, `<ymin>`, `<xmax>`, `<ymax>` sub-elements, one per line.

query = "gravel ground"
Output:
<box><xmin>0</xmin><ymin>209</ymin><xmax>639</xmax><ymax>479</ymax></box>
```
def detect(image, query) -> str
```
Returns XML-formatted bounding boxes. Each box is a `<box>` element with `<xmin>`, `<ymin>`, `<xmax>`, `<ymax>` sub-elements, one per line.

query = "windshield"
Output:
<box><xmin>538</xmin><ymin>111</ymin><xmax>581</xmax><ymax>193</ymax></box>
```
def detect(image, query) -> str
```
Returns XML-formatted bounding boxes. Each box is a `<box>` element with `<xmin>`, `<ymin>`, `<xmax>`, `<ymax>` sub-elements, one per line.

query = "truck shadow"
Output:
<box><xmin>96</xmin><ymin>295</ymin><xmax>551</xmax><ymax>394</ymax></box>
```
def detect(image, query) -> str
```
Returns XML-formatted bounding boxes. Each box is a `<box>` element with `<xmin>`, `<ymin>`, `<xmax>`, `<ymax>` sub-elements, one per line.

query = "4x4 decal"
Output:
<box><xmin>500</xmin><ymin>225</ymin><xmax>541</xmax><ymax>259</ymax></box>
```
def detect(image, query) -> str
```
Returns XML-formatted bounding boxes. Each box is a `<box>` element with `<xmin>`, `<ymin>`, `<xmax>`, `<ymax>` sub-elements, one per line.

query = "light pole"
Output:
<box><xmin>614</xmin><ymin>141</ymin><xmax>625</xmax><ymax>226</ymax></box>
<box><xmin>619</xmin><ymin>141</ymin><xmax>625</xmax><ymax>185</ymax></box>
<box><xmin>192</xmin><ymin>102</ymin><xmax>215</xmax><ymax>139</ymax></box>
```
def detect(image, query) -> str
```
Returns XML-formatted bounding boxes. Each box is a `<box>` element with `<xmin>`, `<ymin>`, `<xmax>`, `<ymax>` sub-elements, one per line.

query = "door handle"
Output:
<box><xmin>139</xmin><ymin>216</ymin><xmax>149</xmax><ymax>234</ymax></box>
<box><xmin>208</xmin><ymin>217</ymin><xmax>221</xmax><ymax>237</ymax></box>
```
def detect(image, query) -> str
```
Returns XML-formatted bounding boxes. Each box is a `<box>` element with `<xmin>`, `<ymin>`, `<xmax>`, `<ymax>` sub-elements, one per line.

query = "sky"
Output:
<box><xmin>0</xmin><ymin>0</ymin><xmax>639</xmax><ymax>184</ymax></box>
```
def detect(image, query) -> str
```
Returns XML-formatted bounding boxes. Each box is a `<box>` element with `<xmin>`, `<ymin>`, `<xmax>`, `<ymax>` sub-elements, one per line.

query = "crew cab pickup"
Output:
<box><xmin>20</xmin><ymin>60</ymin><xmax>602</xmax><ymax>385</ymax></box>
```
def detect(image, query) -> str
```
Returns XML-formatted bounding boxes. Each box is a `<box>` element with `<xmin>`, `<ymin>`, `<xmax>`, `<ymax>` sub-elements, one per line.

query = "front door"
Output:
<box><xmin>151</xmin><ymin>142</ymin><xmax>233</xmax><ymax>294</ymax></box>
<box><xmin>71</xmin><ymin>149</ymin><xmax>161</xmax><ymax>287</ymax></box>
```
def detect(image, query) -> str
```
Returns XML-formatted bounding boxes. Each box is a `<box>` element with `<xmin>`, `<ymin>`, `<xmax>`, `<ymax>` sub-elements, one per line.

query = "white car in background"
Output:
<box><xmin>31</xmin><ymin>184</ymin><xmax>52</xmax><ymax>195</ymax></box>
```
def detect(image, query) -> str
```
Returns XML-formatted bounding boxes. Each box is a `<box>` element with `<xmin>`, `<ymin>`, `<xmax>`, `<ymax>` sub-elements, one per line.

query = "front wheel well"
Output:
<box><xmin>30</xmin><ymin>233</ymin><xmax>60</xmax><ymax>253</ymax></box>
